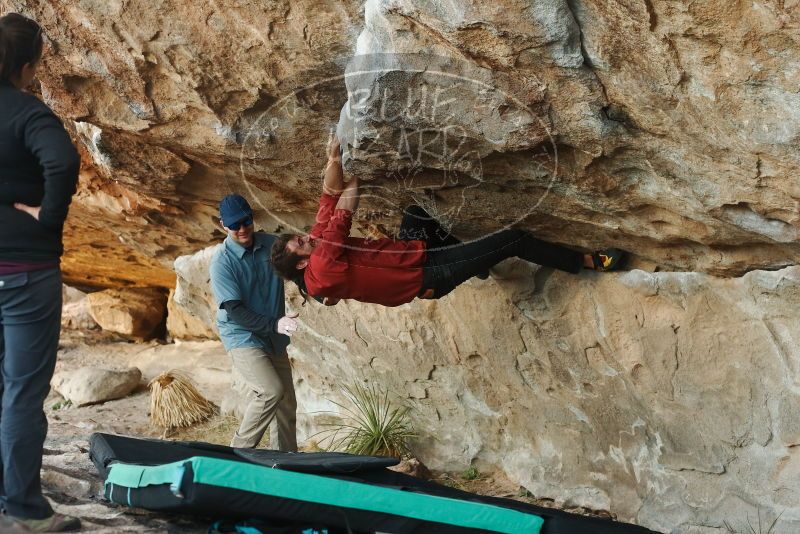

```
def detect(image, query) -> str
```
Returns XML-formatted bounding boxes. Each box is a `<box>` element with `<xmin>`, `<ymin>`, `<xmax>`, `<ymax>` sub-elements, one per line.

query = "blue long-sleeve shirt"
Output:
<box><xmin>0</xmin><ymin>82</ymin><xmax>80</xmax><ymax>261</ymax></box>
<box><xmin>210</xmin><ymin>233</ymin><xmax>290</xmax><ymax>355</ymax></box>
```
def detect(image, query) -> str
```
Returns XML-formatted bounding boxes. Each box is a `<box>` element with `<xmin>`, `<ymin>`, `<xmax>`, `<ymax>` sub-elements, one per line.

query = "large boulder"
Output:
<box><xmin>167</xmin><ymin>289</ymin><xmax>216</xmax><ymax>340</ymax></box>
<box><xmin>5</xmin><ymin>0</ymin><xmax>794</xmax><ymax>283</ymax></box>
<box><xmin>287</xmin><ymin>265</ymin><xmax>800</xmax><ymax>532</ymax></box>
<box><xmin>338</xmin><ymin>0</ymin><xmax>800</xmax><ymax>274</ymax></box>
<box><xmin>61</xmin><ymin>285</ymin><xmax>99</xmax><ymax>330</ymax></box>
<box><xmin>8</xmin><ymin>0</ymin><xmax>364</xmax><ymax>289</ymax></box>
<box><xmin>166</xmin><ymin>246</ymin><xmax>220</xmax><ymax>340</ymax></box>
<box><xmin>87</xmin><ymin>287</ymin><xmax>167</xmax><ymax>339</ymax></box>
<box><xmin>51</xmin><ymin>367</ymin><xmax>142</xmax><ymax>406</ymax></box>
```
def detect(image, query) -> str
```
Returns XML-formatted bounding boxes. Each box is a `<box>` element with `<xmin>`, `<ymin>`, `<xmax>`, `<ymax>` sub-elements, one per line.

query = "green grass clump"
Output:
<box><xmin>51</xmin><ymin>399</ymin><xmax>72</xmax><ymax>411</ymax></box>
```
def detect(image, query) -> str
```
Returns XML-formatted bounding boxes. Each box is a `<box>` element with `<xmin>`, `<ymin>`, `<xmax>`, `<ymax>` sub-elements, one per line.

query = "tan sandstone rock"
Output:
<box><xmin>61</xmin><ymin>285</ymin><xmax>99</xmax><ymax>330</ymax></box>
<box><xmin>282</xmin><ymin>265</ymin><xmax>800</xmax><ymax>532</ymax></box>
<box><xmin>340</xmin><ymin>0</ymin><xmax>800</xmax><ymax>274</ymax></box>
<box><xmin>1</xmin><ymin>0</ymin><xmax>798</xmax><ymax>531</ymax></box>
<box><xmin>51</xmin><ymin>367</ymin><xmax>142</xmax><ymax>407</ymax></box>
<box><xmin>87</xmin><ymin>287</ymin><xmax>167</xmax><ymax>339</ymax></box>
<box><xmin>166</xmin><ymin>246</ymin><xmax>220</xmax><ymax>340</ymax></box>
<box><xmin>145</xmin><ymin>240</ymin><xmax>800</xmax><ymax>531</ymax></box>
<box><xmin>0</xmin><ymin>0</ymin><xmax>794</xmax><ymax>283</ymax></box>
<box><xmin>0</xmin><ymin>0</ymin><xmax>364</xmax><ymax>288</ymax></box>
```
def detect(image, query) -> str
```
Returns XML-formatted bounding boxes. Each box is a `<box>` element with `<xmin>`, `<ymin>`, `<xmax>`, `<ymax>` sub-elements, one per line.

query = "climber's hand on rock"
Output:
<box><xmin>323</xmin><ymin>132</ymin><xmax>345</xmax><ymax>195</ymax></box>
<box><xmin>276</xmin><ymin>313</ymin><xmax>299</xmax><ymax>336</ymax></box>
<box><xmin>327</xmin><ymin>133</ymin><xmax>341</xmax><ymax>161</ymax></box>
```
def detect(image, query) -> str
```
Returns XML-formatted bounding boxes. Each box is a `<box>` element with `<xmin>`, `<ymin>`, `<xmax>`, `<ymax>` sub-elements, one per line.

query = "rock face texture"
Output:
<box><xmin>2</xmin><ymin>0</ymin><xmax>798</xmax><ymax>532</ymax></box>
<box><xmin>285</xmin><ymin>265</ymin><xmax>800</xmax><ymax>533</ymax></box>
<box><xmin>3</xmin><ymin>0</ymin><xmax>797</xmax><ymax>280</ymax></box>
<box><xmin>87</xmin><ymin>288</ymin><xmax>167</xmax><ymax>339</ymax></box>
<box><xmin>61</xmin><ymin>285</ymin><xmax>99</xmax><ymax>330</ymax></box>
<box><xmin>340</xmin><ymin>0</ymin><xmax>800</xmax><ymax>274</ymax></box>
<box><xmin>164</xmin><ymin>248</ymin><xmax>800</xmax><ymax>532</ymax></box>
<box><xmin>167</xmin><ymin>246</ymin><xmax>221</xmax><ymax>340</ymax></box>
<box><xmin>0</xmin><ymin>0</ymin><xmax>796</xmax><ymax>283</ymax></box>
<box><xmin>0</xmin><ymin>0</ymin><xmax>365</xmax><ymax>288</ymax></box>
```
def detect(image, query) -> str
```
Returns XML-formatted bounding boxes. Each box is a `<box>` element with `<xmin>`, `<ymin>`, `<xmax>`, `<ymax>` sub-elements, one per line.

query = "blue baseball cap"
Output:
<box><xmin>219</xmin><ymin>194</ymin><xmax>253</xmax><ymax>227</ymax></box>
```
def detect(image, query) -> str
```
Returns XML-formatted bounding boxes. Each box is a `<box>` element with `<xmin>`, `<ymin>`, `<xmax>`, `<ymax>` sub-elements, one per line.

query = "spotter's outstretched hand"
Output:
<box><xmin>276</xmin><ymin>312</ymin><xmax>300</xmax><ymax>336</ymax></box>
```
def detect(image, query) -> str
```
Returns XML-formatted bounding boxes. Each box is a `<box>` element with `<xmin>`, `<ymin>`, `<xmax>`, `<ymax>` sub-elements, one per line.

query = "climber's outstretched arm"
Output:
<box><xmin>322</xmin><ymin>135</ymin><xmax>345</xmax><ymax>196</ymax></box>
<box><xmin>335</xmin><ymin>176</ymin><xmax>359</xmax><ymax>212</ymax></box>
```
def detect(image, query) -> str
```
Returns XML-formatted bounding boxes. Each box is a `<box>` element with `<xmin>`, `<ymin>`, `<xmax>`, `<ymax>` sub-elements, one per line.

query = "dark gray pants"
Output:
<box><xmin>424</xmin><ymin>228</ymin><xmax>583</xmax><ymax>298</ymax></box>
<box><xmin>0</xmin><ymin>268</ymin><xmax>61</xmax><ymax>519</ymax></box>
<box><xmin>398</xmin><ymin>205</ymin><xmax>583</xmax><ymax>299</ymax></box>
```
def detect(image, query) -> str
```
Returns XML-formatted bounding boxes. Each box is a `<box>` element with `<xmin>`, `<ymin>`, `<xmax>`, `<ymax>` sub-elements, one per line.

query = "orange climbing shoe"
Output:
<box><xmin>590</xmin><ymin>248</ymin><xmax>626</xmax><ymax>271</ymax></box>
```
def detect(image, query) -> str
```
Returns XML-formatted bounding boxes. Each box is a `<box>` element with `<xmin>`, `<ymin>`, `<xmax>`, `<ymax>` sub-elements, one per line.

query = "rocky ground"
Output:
<box><xmin>44</xmin><ymin>329</ymin><xmax>611</xmax><ymax>533</ymax></box>
<box><xmin>43</xmin><ymin>330</ymin><xmax>225</xmax><ymax>532</ymax></box>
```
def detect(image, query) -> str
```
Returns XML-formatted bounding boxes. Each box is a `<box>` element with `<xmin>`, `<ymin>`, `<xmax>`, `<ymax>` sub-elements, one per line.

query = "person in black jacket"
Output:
<box><xmin>0</xmin><ymin>13</ymin><xmax>81</xmax><ymax>533</ymax></box>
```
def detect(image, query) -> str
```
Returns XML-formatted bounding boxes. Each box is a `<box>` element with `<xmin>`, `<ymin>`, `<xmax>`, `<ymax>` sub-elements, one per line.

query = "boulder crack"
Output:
<box><xmin>565</xmin><ymin>0</ymin><xmax>592</xmax><ymax>68</ymax></box>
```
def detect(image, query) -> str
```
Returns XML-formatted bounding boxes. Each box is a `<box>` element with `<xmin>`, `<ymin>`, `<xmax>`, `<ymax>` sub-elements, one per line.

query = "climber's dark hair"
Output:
<box><xmin>0</xmin><ymin>13</ymin><xmax>43</xmax><ymax>85</ymax></box>
<box><xmin>271</xmin><ymin>233</ymin><xmax>311</xmax><ymax>304</ymax></box>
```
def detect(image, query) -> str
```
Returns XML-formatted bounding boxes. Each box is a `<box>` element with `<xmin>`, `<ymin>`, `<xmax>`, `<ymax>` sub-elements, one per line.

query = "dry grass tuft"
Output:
<box><xmin>149</xmin><ymin>370</ymin><xmax>217</xmax><ymax>430</ymax></box>
<box><xmin>170</xmin><ymin>414</ymin><xmax>240</xmax><ymax>445</ymax></box>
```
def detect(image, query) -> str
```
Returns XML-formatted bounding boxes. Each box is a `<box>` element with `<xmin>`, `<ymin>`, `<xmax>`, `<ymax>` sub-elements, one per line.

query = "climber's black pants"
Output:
<box><xmin>398</xmin><ymin>206</ymin><xmax>583</xmax><ymax>300</ymax></box>
<box><xmin>397</xmin><ymin>205</ymin><xmax>461</xmax><ymax>249</ymax></box>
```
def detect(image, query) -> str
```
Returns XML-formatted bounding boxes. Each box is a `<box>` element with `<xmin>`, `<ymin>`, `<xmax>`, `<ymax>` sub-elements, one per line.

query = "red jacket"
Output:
<box><xmin>304</xmin><ymin>194</ymin><xmax>426</xmax><ymax>307</ymax></box>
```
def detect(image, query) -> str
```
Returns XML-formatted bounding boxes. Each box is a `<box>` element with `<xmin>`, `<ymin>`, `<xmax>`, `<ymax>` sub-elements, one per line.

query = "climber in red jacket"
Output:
<box><xmin>270</xmin><ymin>136</ymin><xmax>625</xmax><ymax>307</ymax></box>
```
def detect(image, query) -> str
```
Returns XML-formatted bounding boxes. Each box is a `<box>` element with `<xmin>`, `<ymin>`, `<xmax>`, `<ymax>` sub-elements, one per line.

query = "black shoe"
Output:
<box><xmin>8</xmin><ymin>513</ymin><xmax>81</xmax><ymax>532</ymax></box>
<box><xmin>0</xmin><ymin>516</ymin><xmax>33</xmax><ymax>533</ymax></box>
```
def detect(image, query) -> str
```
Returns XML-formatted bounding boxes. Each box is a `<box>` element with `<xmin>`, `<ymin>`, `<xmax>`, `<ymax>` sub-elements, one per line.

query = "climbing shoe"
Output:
<box><xmin>7</xmin><ymin>513</ymin><xmax>81</xmax><ymax>532</ymax></box>
<box><xmin>590</xmin><ymin>248</ymin><xmax>626</xmax><ymax>271</ymax></box>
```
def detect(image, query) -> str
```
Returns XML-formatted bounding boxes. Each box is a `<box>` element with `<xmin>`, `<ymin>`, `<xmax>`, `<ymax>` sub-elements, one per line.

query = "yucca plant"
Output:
<box><xmin>318</xmin><ymin>382</ymin><xmax>416</xmax><ymax>458</ymax></box>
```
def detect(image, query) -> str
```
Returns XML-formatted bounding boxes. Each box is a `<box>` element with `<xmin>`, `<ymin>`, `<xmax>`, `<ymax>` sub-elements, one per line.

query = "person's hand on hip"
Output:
<box><xmin>14</xmin><ymin>203</ymin><xmax>41</xmax><ymax>220</ymax></box>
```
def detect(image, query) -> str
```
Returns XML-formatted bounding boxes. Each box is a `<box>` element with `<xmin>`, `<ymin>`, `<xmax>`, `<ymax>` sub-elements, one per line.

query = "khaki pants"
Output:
<box><xmin>228</xmin><ymin>347</ymin><xmax>297</xmax><ymax>451</ymax></box>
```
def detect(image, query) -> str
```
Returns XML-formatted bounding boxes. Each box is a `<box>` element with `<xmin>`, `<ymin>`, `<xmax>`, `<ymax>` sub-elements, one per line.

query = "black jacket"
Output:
<box><xmin>0</xmin><ymin>82</ymin><xmax>80</xmax><ymax>262</ymax></box>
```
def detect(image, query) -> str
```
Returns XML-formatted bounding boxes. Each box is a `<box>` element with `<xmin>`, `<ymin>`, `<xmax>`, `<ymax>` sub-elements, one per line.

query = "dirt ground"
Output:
<box><xmin>39</xmin><ymin>329</ymin><xmax>613</xmax><ymax>533</ymax></box>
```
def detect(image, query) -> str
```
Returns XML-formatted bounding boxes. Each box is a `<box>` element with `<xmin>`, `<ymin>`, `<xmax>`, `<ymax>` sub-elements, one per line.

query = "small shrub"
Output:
<box><xmin>723</xmin><ymin>508</ymin><xmax>782</xmax><ymax>534</ymax></box>
<box><xmin>317</xmin><ymin>382</ymin><xmax>416</xmax><ymax>458</ymax></box>
<box><xmin>462</xmin><ymin>466</ymin><xmax>480</xmax><ymax>481</ymax></box>
<box><xmin>148</xmin><ymin>370</ymin><xmax>217</xmax><ymax>430</ymax></box>
<box><xmin>517</xmin><ymin>487</ymin><xmax>534</xmax><ymax>498</ymax></box>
